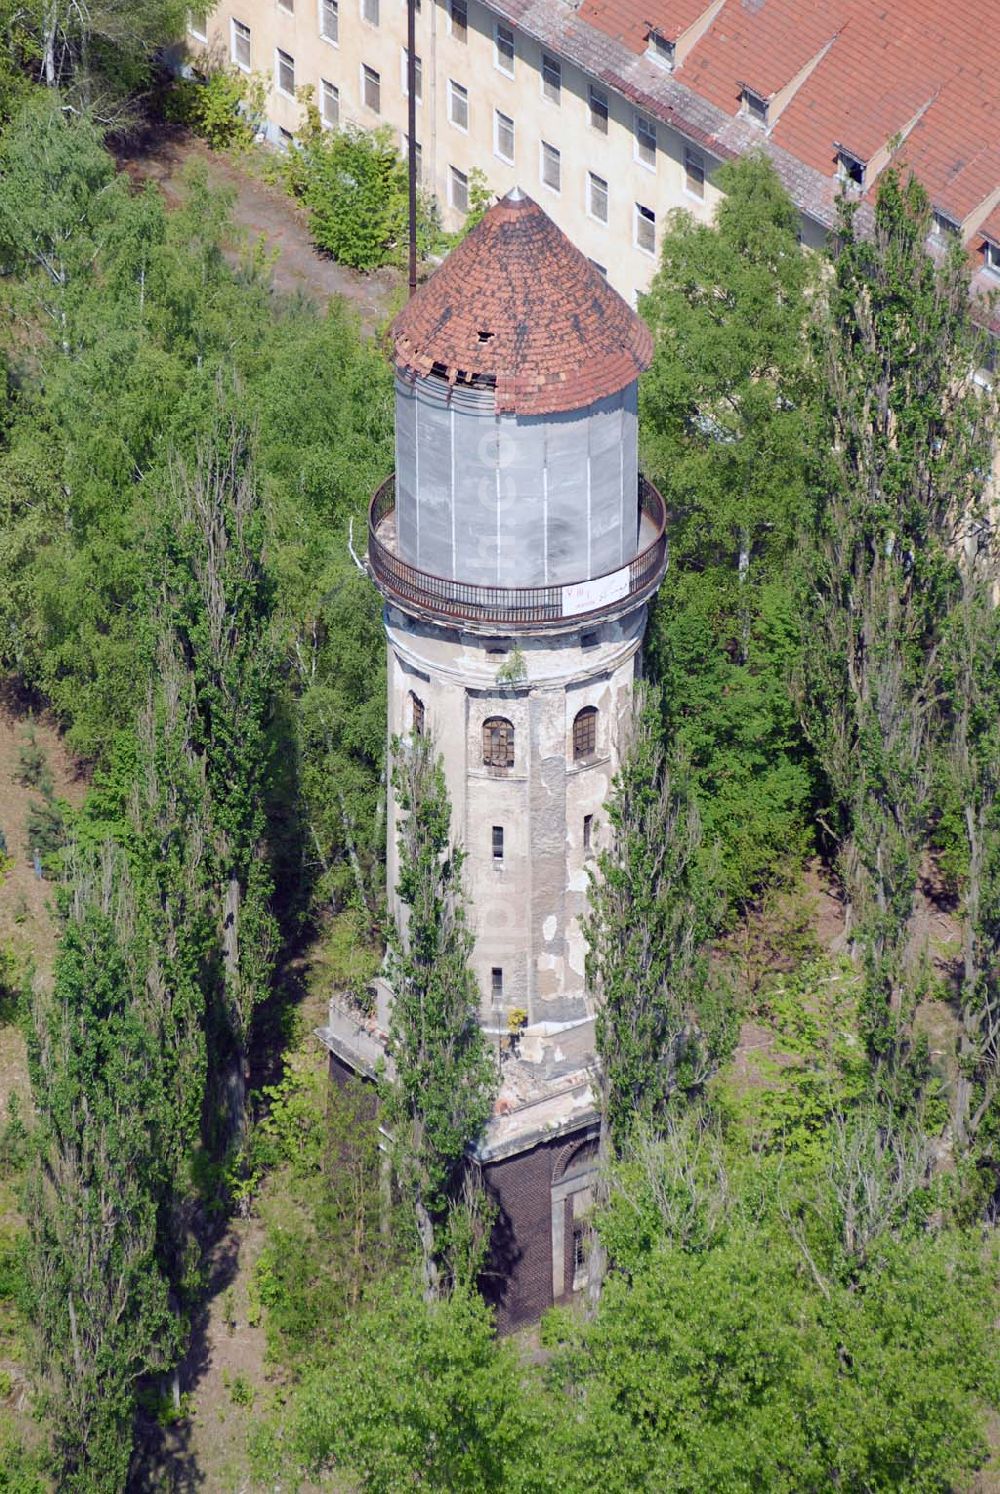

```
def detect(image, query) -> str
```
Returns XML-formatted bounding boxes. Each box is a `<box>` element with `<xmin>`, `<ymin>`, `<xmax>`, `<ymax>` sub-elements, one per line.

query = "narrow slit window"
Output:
<box><xmin>491</xmin><ymin>966</ymin><xmax>504</xmax><ymax>1000</ymax></box>
<box><xmin>541</xmin><ymin>140</ymin><xmax>560</xmax><ymax>193</ymax></box>
<box><xmin>495</xmin><ymin>109</ymin><xmax>515</xmax><ymax>164</ymax></box>
<box><xmin>492</xmin><ymin>825</ymin><xmax>504</xmax><ymax>860</ymax></box>
<box><xmin>482</xmin><ymin>716</ymin><xmax>514</xmax><ymax>768</ymax></box>
<box><xmin>573</xmin><ymin>707</ymin><xmax>598</xmax><ymax>761</ymax></box>
<box><xmin>635</xmin><ymin>202</ymin><xmax>656</xmax><ymax>255</ymax></box>
<box><xmin>583</xmin><ymin>814</ymin><xmax>593</xmax><ymax>852</ymax></box>
<box><xmin>588</xmin><ymin>171</ymin><xmax>608</xmax><ymax>223</ymax></box>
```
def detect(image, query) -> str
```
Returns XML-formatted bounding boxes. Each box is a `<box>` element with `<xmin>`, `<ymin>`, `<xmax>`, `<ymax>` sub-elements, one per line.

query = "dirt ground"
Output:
<box><xmin>116</xmin><ymin>125</ymin><xmax>403</xmax><ymax>333</ymax></box>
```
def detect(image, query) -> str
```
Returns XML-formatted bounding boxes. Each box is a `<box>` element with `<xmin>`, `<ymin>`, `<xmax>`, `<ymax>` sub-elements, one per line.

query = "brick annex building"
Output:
<box><xmin>320</xmin><ymin>188</ymin><xmax>666</xmax><ymax>1328</ymax></box>
<box><xmin>190</xmin><ymin>0</ymin><xmax>1000</xmax><ymax>342</ymax></box>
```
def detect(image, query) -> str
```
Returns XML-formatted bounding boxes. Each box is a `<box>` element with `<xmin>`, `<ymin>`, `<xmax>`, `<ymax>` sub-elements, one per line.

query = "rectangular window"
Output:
<box><xmin>402</xmin><ymin>49</ymin><xmax>422</xmax><ymax>101</ymax></box>
<box><xmin>448</xmin><ymin>79</ymin><xmax>468</xmax><ymax>130</ymax></box>
<box><xmin>362</xmin><ymin>63</ymin><xmax>381</xmax><ymax>112</ymax></box>
<box><xmin>188</xmin><ymin>8</ymin><xmax>208</xmax><ymax>41</ymax></box>
<box><xmin>450</xmin><ymin>165</ymin><xmax>469</xmax><ymax>213</ymax></box>
<box><xmin>321</xmin><ymin>78</ymin><xmax>339</xmax><ymax>127</ymax></box>
<box><xmin>541</xmin><ymin>140</ymin><xmax>560</xmax><ymax>193</ymax></box>
<box><xmin>494</xmin><ymin>109</ymin><xmax>515</xmax><ymax>164</ymax></box>
<box><xmin>319</xmin><ymin>0</ymin><xmax>338</xmax><ymax>43</ymax></box>
<box><xmin>275</xmin><ymin>48</ymin><xmax>295</xmax><ymax>97</ymax></box>
<box><xmin>836</xmin><ymin>150</ymin><xmax>864</xmax><ymax>189</ymax></box>
<box><xmin>450</xmin><ymin>0</ymin><xmax>467</xmax><ymax>41</ymax></box>
<box><xmin>589</xmin><ymin>85</ymin><xmax>608</xmax><ymax>133</ymax></box>
<box><xmin>278</xmin><ymin>0</ymin><xmax>293</xmax><ymax>11</ymax></box>
<box><xmin>362</xmin><ymin>0</ymin><xmax>378</xmax><ymax>25</ymax></box>
<box><xmin>583</xmin><ymin>814</ymin><xmax>593</xmax><ymax>852</ymax></box>
<box><xmin>684</xmin><ymin>145</ymin><xmax>705</xmax><ymax>199</ymax></box>
<box><xmin>588</xmin><ymin>171</ymin><xmax>608</xmax><ymax>223</ymax></box>
<box><xmin>542</xmin><ymin>53</ymin><xmax>561</xmax><ymax>104</ymax></box>
<box><xmin>635</xmin><ymin>112</ymin><xmax>656</xmax><ymax>168</ymax></box>
<box><xmin>647</xmin><ymin>31</ymin><xmax>674</xmax><ymax>68</ymax></box>
<box><xmin>635</xmin><ymin>202</ymin><xmax>656</xmax><ymax>255</ymax></box>
<box><xmin>403</xmin><ymin>136</ymin><xmax>423</xmax><ymax>182</ymax></box>
<box><xmin>491</xmin><ymin>967</ymin><xmax>504</xmax><ymax>1000</ymax></box>
<box><xmin>231</xmin><ymin>18</ymin><xmax>251</xmax><ymax>69</ymax></box>
<box><xmin>984</xmin><ymin>240</ymin><xmax>1000</xmax><ymax>275</ymax></box>
<box><xmin>492</xmin><ymin>825</ymin><xmax>504</xmax><ymax>861</ymax></box>
<box><xmin>495</xmin><ymin>21</ymin><xmax>514</xmax><ymax>75</ymax></box>
<box><xmin>278</xmin><ymin>126</ymin><xmax>294</xmax><ymax>147</ymax></box>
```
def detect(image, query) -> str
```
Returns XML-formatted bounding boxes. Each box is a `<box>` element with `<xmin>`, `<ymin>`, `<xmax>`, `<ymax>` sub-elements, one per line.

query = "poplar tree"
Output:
<box><xmin>383</xmin><ymin>731</ymin><xmax>496</xmax><ymax>1300</ymax></box>
<box><xmin>27</xmin><ymin>847</ymin><xmax>174</xmax><ymax>1490</ymax></box>
<box><xmin>160</xmin><ymin>419</ymin><xmax>278</xmax><ymax>1162</ymax></box>
<box><xmin>803</xmin><ymin>170</ymin><xmax>991</xmax><ymax>1081</ymax></box>
<box><xmin>586</xmin><ymin>686</ymin><xmax>733</xmax><ymax>1154</ymax></box>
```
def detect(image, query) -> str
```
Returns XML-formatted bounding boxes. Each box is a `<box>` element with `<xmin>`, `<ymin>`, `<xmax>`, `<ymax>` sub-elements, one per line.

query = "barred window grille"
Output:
<box><xmin>573</xmin><ymin>707</ymin><xmax>597</xmax><ymax>761</ymax></box>
<box><xmin>483</xmin><ymin>716</ymin><xmax>514</xmax><ymax>768</ymax></box>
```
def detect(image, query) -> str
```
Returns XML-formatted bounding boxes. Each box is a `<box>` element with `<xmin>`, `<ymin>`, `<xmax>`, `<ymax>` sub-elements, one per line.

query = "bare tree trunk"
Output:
<box><xmin>414</xmin><ymin>1197</ymin><xmax>440</xmax><ymax>1303</ymax></box>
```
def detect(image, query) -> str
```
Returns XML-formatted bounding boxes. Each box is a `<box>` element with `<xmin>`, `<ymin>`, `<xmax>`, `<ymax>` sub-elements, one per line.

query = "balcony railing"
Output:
<box><xmin>367</xmin><ymin>474</ymin><xmax>667</xmax><ymax>628</ymax></box>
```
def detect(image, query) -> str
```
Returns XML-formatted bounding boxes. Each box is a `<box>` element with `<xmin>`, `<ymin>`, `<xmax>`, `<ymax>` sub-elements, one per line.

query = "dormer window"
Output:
<box><xmin>983</xmin><ymin>239</ymin><xmax>1000</xmax><ymax>277</ymax></box>
<box><xmin>742</xmin><ymin>88</ymin><xmax>768</xmax><ymax>127</ymax></box>
<box><xmin>836</xmin><ymin>149</ymin><xmax>865</xmax><ymax>190</ymax></box>
<box><xmin>932</xmin><ymin>210</ymin><xmax>960</xmax><ymax>241</ymax></box>
<box><xmin>646</xmin><ymin>29</ymin><xmax>674</xmax><ymax>69</ymax></box>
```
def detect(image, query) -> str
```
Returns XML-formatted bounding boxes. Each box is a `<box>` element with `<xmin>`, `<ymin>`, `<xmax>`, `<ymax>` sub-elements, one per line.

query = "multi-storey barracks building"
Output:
<box><xmin>188</xmin><ymin>0</ymin><xmax>1000</xmax><ymax>342</ymax></box>
<box><xmin>319</xmin><ymin>188</ymin><xmax>666</xmax><ymax>1328</ymax></box>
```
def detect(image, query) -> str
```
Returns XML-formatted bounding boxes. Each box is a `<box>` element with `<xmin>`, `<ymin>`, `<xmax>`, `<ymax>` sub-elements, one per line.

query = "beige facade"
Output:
<box><xmin>191</xmin><ymin>0</ymin><xmax>723</xmax><ymax>302</ymax></box>
<box><xmin>385</xmin><ymin>606</ymin><xmax>643</xmax><ymax>1041</ymax></box>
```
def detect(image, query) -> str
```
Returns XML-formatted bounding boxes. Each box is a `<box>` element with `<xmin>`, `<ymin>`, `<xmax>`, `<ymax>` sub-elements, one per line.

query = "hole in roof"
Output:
<box><xmin>478</xmin><ymin>329</ymin><xmax>495</xmax><ymax>343</ymax></box>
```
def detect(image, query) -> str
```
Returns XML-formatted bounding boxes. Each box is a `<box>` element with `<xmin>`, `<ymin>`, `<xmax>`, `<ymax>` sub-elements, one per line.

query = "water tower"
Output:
<box><xmin>370</xmin><ymin>188</ymin><xmax>666</xmax><ymax>1074</ymax></box>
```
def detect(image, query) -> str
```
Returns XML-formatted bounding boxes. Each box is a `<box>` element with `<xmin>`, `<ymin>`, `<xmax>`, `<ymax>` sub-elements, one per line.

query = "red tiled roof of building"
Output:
<box><xmin>391</xmin><ymin>190</ymin><xmax>653</xmax><ymax>416</ymax></box>
<box><xmin>495</xmin><ymin>0</ymin><xmax>999</xmax><ymax>247</ymax></box>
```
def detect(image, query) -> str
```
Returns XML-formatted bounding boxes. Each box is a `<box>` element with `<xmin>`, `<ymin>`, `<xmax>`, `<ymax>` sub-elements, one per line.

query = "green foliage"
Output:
<box><xmin>14</xmin><ymin>725</ymin><xmax>49</xmax><ymax>793</ymax></box>
<box><xmin>165</xmin><ymin>66</ymin><xmax>266</xmax><ymax>149</ymax></box>
<box><xmin>587</xmin><ymin>687</ymin><xmax>736</xmax><ymax>1149</ymax></box>
<box><xmin>26</xmin><ymin>852</ymin><xmax>176</xmax><ymax>1491</ymax></box>
<box><xmin>255</xmin><ymin>1273</ymin><xmax>536</xmax><ymax>1493</ymax></box>
<box><xmin>284</xmin><ymin>119</ymin><xmax>436</xmax><ymax>271</ymax></box>
<box><xmin>803</xmin><ymin>169</ymin><xmax>989</xmax><ymax>1080</ymax></box>
<box><xmin>384</xmin><ymin>732</ymin><xmax>497</xmax><ymax>1290</ymax></box>
<box><xmin>641</xmin><ymin>154</ymin><xmax>817</xmax><ymax>911</ymax></box>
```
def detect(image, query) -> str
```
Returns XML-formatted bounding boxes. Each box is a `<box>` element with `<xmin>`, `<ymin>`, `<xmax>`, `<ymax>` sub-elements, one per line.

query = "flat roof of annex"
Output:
<box><xmin>391</xmin><ymin>189</ymin><xmax>654</xmax><ymax>417</ymax></box>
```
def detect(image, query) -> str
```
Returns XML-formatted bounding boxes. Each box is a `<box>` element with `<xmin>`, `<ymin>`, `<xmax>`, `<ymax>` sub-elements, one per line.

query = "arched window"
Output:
<box><xmin>573</xmin><ymin>706</ymin><xmax>598</xmax><ymax>761</ymax></box>
<box><xmin>409</xmin><ymin>691</ymin><xmax>425</xmax><ymax>736</ymax></box>
<box><xmin>482</xmin><ymin>716</ymin><xmax>514</xmax><ymax>768</ymax></box>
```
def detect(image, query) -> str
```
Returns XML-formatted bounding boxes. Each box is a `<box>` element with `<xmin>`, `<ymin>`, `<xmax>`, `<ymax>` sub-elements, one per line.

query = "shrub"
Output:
<box><xmin>166</xmin><ymin>67</ymin><xmax>266</xmax><ymax>151</ymax></box>
<box><xmin>285</xmin><ymin>118</ymin><xmax>437</xmax><ymax>271</ymax></box>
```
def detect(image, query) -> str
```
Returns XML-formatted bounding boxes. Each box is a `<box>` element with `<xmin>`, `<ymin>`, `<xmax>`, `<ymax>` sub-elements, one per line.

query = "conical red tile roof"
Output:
<box><xmin>391</xmin><ymin>190</ymin><xmax>654</xmax><ymax>416</ymax></box>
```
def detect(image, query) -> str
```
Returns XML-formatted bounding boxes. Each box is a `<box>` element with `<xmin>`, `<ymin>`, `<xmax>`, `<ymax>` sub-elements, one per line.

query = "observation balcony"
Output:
<box><xmin>367</xmin><ymin>474</ymin><xmax>667</xmax><ymax>631</ymax></box>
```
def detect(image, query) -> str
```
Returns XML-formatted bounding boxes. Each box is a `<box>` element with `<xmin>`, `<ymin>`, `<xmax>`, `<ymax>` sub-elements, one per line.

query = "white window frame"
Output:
<box><xmin>494</xmin><ymin>108</ymin><xmax>514</xmax><ymax>164</ymax></box>
<box><xmin>187</xmin><ymin>9</ymin><xmax>208</xmax><ymax>42</ymax></box>
<box><xmin>448</xmin><ymin>78</ymin><xmax>468</xmax><ymax>131</ymax></box>
<box><xmin>494</xmin><ymin>21</ymin><xmax>514</xmax><ymax>76</ymax></box>
<box><xmin>231</xmin><ymin>17</ymin><xmax>251</xmax><ymax>70</ymax></box>
<box><xmin>647</xmin><ymin>30</ymin><xmax>674</xmax><ymax>69</ymax></box>
<box><xmin>932</xmin><ymin>209</ymin><xmax>960</xmax><ymax>241</ymax></box>
<box><xmin>589</xmin><ymin>84</ymin><xmax>608</xmax><ymax>133</ymax></box>
<box><xmin>635</xmin><ymin>202</ymin><xmax>656</xmax><ymax>255</ymax></box>
<box><xmin>587</xmin><ymin>170</ymin><xmax>608</xmax><ymax>224</ymax></box>
<box><xmin>684</xmin><ymin>145</ymin><xmax>705</xmax><ymax>200</ymax></box>
<box><xmin>540</xmin><ymin>139</ymin><xmax>560</xmax><ymax>194</ymax></box>
<box><xmin>401</xmin><ymin>47</ymin><xmax>422</xmax><ymax>102</ymax></box>
<box><xmin>983</xmin><ymin>239</ymin><xmax>1000</xmax><ymax>276</ymax></box>
<box><xmin>634</xmin><ymin>112</ymin><xmax>656</xmax><ymax>170</ymax></box>
<box><xmin>320</xmin><ymin>77</ymin><xmax>339</xmax><ymax>128</ymax></box>
<box><xmin>275</xmin><ymin>47</ymin><xmax>295</xmax><ymax>98</ymax></box>
<box><xmin>450</xmin><ymin>164</ymin><xmax>469</xmax><ymax>213</ymax></box>
<box><xmin>361</xmin><ymin>0</ymin><xmax>379</xmax><ymax>26</ymax></box>
<box><xmin>318</xmin><ymin>0</ymin><xmax>339</xmax><ymax>44</ymax></box>
<box><xmin>836</xmin><ymin>150</ymin><xmax>865</xmax><ymax>190</ymax></box>
<box><xmin>542</xmin><ymin>53</ymin><xmax>561</xmax><ymax>105</ymax></box>
<box><xmin>362</xmin><ymin>62</ymin><xmax>381</xmax><ymax>113</ymax></box>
